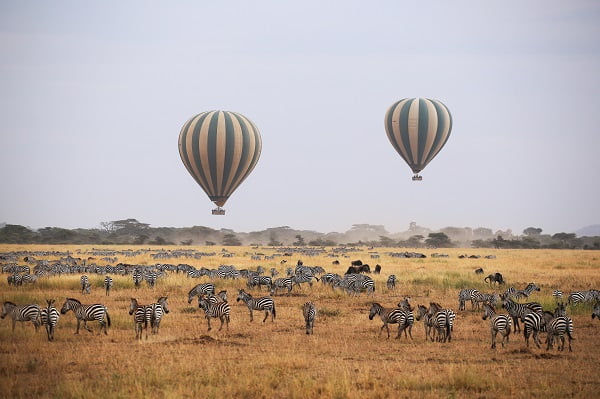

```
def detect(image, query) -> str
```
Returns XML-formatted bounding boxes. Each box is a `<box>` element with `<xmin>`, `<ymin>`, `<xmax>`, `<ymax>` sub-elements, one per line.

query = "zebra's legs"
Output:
<box><xmin>491</xmin><ymin>329</ymin><xmax>497</xmax><ymax>349</ymax></box>
<box><xmin>206</xmin><ymin>316</ymin><xmax>212</xmax><ymax>331</ymax></box>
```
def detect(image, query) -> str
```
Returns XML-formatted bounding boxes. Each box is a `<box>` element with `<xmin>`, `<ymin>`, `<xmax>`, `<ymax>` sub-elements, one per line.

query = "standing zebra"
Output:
<box><xmin>546</xmin><ymin>316</ymin><xmax>574</xmax><ymax>352</ymax></box>
<box><xmin>146</xmin><ymin>297</ymin><xmax>169</xmax><ymax>335</ymax></box>
<box><xmin>458</xmin><ymin>289</ymin><xmax>481</xmax><ymax>311</ymax></box>
<box><xmin>500</xmin><ymin>294</ymin><xmax>543</xmax><ymax>332</ymax></box>
<box><xmin>132</xmin><ymin>269</ymin><xmax>143</xmax><ymax>288</ymax></box>
<box><xmin>1</xmin><ymin>301</ymin><xmax>41</xmax><ymax>332</ymax></box>
<box><xmin>369</xmin><ymin>303</ymin><xmax>412</xmax><ymax>339</ymax></box>
<box><xmin>523</xmin><ymin>311</ymin><xmax>554</xmax><ymax>349</ymax></box>
<box><xmin>302</xmin><ymin>301</ymin><xmax>317</xmax><ymax>335</ymax></box>
<box><xmin>552</xmin><ymin>290</ymin><xmax>563</xmax><ymax>302</ymax></box>
<box><xmin>80</xmin><ymin>275</ymin><xmax>91</xmax><ymax>295</ymax></box>
<box><xmin>386</xmin><ymin>275</ymin><xmax>397</xmax><ymax>290</ymax></box>
<box><xmin>198</xmin><ymin>295</ymin><xmax>230</xmax><ymax>331</ymax></box>
<box><xmin>104</xmin><ymin>276</ymin><xmax>113</xmax><ymax>296</ymax></box>
<box><xmin>236</xmin><ymin>289</ymin><xmax>276</xmax><ymax>322</ymax></box>
<box><xmin>187</xmin><ymin>283</ymin><xmax>216</xmax><ymax>304</ymax></box>
<box><xmin>270</xmin><ymin>277</ymin><xmax>293</xmax><ymax>296</ymax></box>
<box><xmin>128</xmin><ymin>298</ymin><xmax>148</xmax><ymax>340</ymax></box>
<box><xmin>482</xmin><ymin>303</ymin><xmax>511</xmax><ymax>349</ymax></box>
<box><xmin>431</xmin><ymin>309</ymin><xmax>455</xmax><ymax>343</ymax></box>
<box><xmin>60</xmin><ymin>298</ymin><xmax>111</xmax><ymax>335</ymax></box>
<box><xmin>568</xmin><ymin>290</ymin><xmax>600</xmax><ymax>306</ymax></box>
<box><xmin>40</xmin><ymin>299</ymin><xmax>60</xmax><ymax>341</ymax></box>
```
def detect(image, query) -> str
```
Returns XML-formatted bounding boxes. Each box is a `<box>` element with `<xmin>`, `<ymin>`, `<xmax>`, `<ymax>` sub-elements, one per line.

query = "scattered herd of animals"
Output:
<box><xmin>1</xmin><ymin>248</ymin><xmax>598</xmax><ymax>352</ymax></box>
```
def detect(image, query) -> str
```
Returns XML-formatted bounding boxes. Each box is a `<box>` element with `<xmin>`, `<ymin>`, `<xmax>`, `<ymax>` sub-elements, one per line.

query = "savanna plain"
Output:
<box><xmin>1</xmin><ymin>244</ymin><xmax>599</xmax><ymax>399</ymax></box>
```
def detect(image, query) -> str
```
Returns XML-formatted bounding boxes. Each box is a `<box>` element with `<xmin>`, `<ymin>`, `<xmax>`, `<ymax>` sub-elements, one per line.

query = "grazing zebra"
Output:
<box><xmin>369</xmin><ymin>303</ymin><xmax>413</xmax><ymax>339</ymax></box>
<box><xmin>458</xmin><ymin>289</ymin><xmax>481</xmax><ymax>311</ymax></box>
<box><xmin>40</xmin><ymin>299</ymin><xmax>60</xmax><ymax>341</ymax></box>
<box><xmin>187</xmin><ymin>283</ymin><xmax>216</xmax><ymax>304</ymax></box>
<box><xmin>236</xmin><ymin>289</ymin><xmax>276</xmax><ymax>322</ymax></box>
<box><xmin>523</xmin><ymin>311</ymin><xmax>553</xmax><ymax>349</ymax></box>
<box><xmin>546</xmin><ymin>316</ymin><xmax>574</xmax><ymax>352</ymax></box>
<box><xmin>80</xmin><ymin>275</ymin><xmax>91</xmax><ymax>295</ymax></box>
<box><xmin>386</xmin><ymin>275</ymin><xmax>397</xmax><ymax>290</ymax></box>
<box><xmin>198</xmin><ymin>296</ymin><xmax>230</xmax><ymax>331</ymax></box>
<box><xmin>514</xmin><ymin>282</ymin><xmax>541</xmax><ymax>300</ymax></box>
<box><xmin>500</xmin><ymin>294</ymin><xmax>543</xmax><ymax>332</ymax></box>
<box><xmin>302</xmin><ymin>302</ymin><xmax>317</xmax><ymax>335</ymax></box>
<box><xmin>21</xmin><ymin>274</ymin><xmax>38</xmax><ymax>285</ymax></box>
<box><xmin>104</xmin><ymin>276</ymin><xmax>113</xmax><ymax>296</ymax></box>
<box><xmin>482</xmin><ymin>303</ymin><xmax>511</xmax><ymax>349</ymax></box>
<box><xmin>473</xmin><ymin>292</ymin><xmax>500</xmax><ymax>309</ymax></box>
<box><xmin>128</xmin><ymin>298</ymin><xmax>148</xmax><ymax>340</ymax></box>
<box><xmin>321</xmin><ymin>273</ymin><xmax>341</xmax><ymax>288</ymax></box>
<box><xmin>592</xmin><ymin>302</ymin><xmax>600</xmax><ymax>320</ymax></box>
<box><xmin>132</xmin><ymin>269</ymin><xmax>143</xmax><ymax>288</ymax></box>
<box><xmin>270</xmin><ymin>277</ymin><xmax>293</xmax><ymax>295</ymax></box>
<box><xmin>1</xmin><ymin>301</ymin><xmax>41</xmax><ymax>332</ymax></box>
<box><xmin>146</xmin><ymin>297</ymin><xmax>169</xmax><ymax>335</ymax></box>
<box><xmin>247</xmin><ymin>275</ymin><xmax>273</xmax><ymax>291</ymax></box>
<box><xmin>60</xmin><ymin>298</ymin><xmax>111</xmax><ymax>335</ymax></box>
<box><xmin>291</xmin><ymin>273</ymin><xmax>319</xmax><ymax>290</ymax></box>
<box><xmin>568</xmin><ymin>290</ymin><xmax>600</xmax><ymax>306</ymax></box>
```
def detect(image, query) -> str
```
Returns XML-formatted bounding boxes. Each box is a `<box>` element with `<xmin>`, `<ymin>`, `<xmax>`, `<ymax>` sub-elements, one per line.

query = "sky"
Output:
<box><xmin>1</xmin><ymin>1</ymin><xmax>599</xmax><ymax>236</ymax></box>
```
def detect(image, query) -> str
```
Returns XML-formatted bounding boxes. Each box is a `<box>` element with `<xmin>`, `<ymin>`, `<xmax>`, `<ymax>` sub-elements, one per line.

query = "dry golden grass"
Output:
<box><xmin>1</xmin><ymin>245</ymin><xmax>599</xmax><ymax>398</ymax></box>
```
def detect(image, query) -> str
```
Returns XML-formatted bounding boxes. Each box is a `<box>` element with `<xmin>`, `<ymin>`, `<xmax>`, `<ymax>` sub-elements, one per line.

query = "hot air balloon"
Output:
<box><xmin>178</xmin><ymin>110</ymin><xmax>262</xmax><ymax>215</ymax></box>
<box><xmin>384</xmin><ymin>98</ymin><xmax>452</xmax><ymax>181</ymax></box>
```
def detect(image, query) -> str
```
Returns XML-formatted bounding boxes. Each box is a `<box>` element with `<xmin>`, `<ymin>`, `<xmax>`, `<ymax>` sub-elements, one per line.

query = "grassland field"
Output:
<box><xmin>0</xmin><ymin>245</ymin><xmax>599</xmax><ymax>399</ymax></box>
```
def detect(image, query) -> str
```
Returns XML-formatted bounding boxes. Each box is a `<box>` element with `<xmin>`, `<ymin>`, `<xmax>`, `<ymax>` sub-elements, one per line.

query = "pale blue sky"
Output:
<box><xmin>1</xmin><ymin>1</ymin><xmax>598</xmax><ymax>235</ymax></box>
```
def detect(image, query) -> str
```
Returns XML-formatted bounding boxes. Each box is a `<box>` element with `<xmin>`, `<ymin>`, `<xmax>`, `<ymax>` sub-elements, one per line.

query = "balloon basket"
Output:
<box><xmin>212</xmin><ymin>207</ymin><xmax>225</xmax><ymax>215</ymax></box>
<box><xmin>412</xmin><ymin>174</ymin><xmax>423</xmax><ymax>181</ymax></box>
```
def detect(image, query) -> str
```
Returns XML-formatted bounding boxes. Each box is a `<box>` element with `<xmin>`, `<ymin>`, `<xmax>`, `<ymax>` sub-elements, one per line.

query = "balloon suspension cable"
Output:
<box><xmin>412</xmin><ymin>174</ymin><xmax>423</xmax><ymax>181</ymax></box>
<box><xmin>212</xmin><ymin>207</ymin><xmax>226</xmax><ymax>215</ymax></box>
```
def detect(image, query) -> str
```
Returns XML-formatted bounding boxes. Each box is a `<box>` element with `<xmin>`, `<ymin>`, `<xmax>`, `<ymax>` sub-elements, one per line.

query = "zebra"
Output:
<box><xmin>187</xmin><ymin>283</ymin><xmax>216</xmax><ymax>304</ymax></box>
<box><xmin>386</xmin><ymin>275</ymin><xmax>397</xmax><ymax>290</ymax></box>
<box><xmin>321</xmin><ymin>273</ymin><xmax>341</xmax><ymax>288</ymax></box>
<box><xmin>552</xmin><ymin>290</ymin><xmax>563</xmax><ymax>302</ymax></box>
<box><xmin>472</xmin><ymin>292</ymin><xmax>500</xmax><ymax>309</ymax></box>
<box><xmin>236</xmin><ymin>289</ymin><xmax>276</xmax><ymax>322</ymax></box>
<box><xmin>270</xmin><ymin>268</ymin><xmax>279</xmax><ymax>278</ymax></box>
<box><xmin>128</xmin><ymin>298</ymin><xmax>148</xmax><ymax>340</ymax></box>
<box><xmin>132</xmin><ymin>269</ymin><xmax>143</xmax><ymax>288</ymax></box>
<box><xmin>397</xmin><ymin>297</ymin><xmax>413</xmax><ymax>312</ymax></box>
<box><xmin>21</xmin><ymin>274</ymin><xmax>38</xmax><ymax>285</ymax></box>
<box><xmin>40</xmin><ymin>299</ymin><xmax>60</xmax><ymax>341</ymax></box>
<box><xmin>247</xmin><ymin>275</ymin><xmax>272</xmax><ymax>291</ymax></box>
<box><xmin>369</xmin><ymin>303</ymin><xmax>413</xmax><ymax>339</ymax></box>
<box><xmin>302</xmin><ymin>301</ymin><xmax>317</xmax><ymax>335</ymax></box>
<box><xmin>592</xmin><ymin>302</ymin><xmax>600</xmax><ymax>320</ymax></box>
<box><xmin>1</xmin><ymin>301</ymin><xmax>41</xmax><ymax>332</ymax></box>
<box><xmin>145</xmin><ymin>271</ymin><xmax>158</xmax><ymax>288</ymax></box>
<box><xmin>482</xmin><ymin>303</ymin><xmax>511</xmax><ymax>349</ymax></box>
<box><xmin>104</xmin><ymin>276</ymin><xmax>113</xmax><ymax>296</ymax></box>
<box><xmin>523</xmin><ymin>311</ymin><xmax>554</xmax><ymax>349</ymax></box>
<box><xmin>431</xmin><ymin>310</ymin><xmax>455</xmax><ymax>343</ymax></box>
<box><xmin>291</xmin><ymin>273</ymin><xmax>319</xmax><ymax>290</ymax></box>
<box><xmin>349</xmin><ymin>277</ymin><xmax>375</xmax><ymax>296</ymax></box>
<box><xmin>270</xmin><ymin>277</ymin><xmax>293</xmax><ymax>295</ymax></box>
<box><xmin>198</xmin><ymin>295</ymin><xmax>230</xmax><ymax>331</ymax></box>
<box><xmin>514</xmin><ymin>282</ymin><xmax>541</xmax><ymax>300</ymax></box>
<box><xmin>458</xmin><ymin>289</ymin><xmax>481</xmax><ymax>311</ymax></box>
<box><xmin>500</xmin><ymin>294</ymin><xmax>543</xmax><ymax>332</ymax></box>
<box><xmin>568</xmin><ymin>290</ymin><xmax>600</xmax><ymax>306</ymax></box>
<box><xmin>80</xmin><ymin>275</ymin><xmax>91</xmax><ymax>294</ymax></box>
<box><xmin>546</xmin><ymin>316</ymin><xmax>574</xmax><ymax>352</ymax></box>
<box><xmin>60</xmin><ymin>298</ymin><xmax>111</xmax><ymax>335</ymax></box>
<box><xmin>146</xmin><ymin>297</ymin><xmax>169</xmax><ymax>335</ymax></box>
<box><xmin>199</xmin><ymin>290</ymin><xmax>228</xmax><ymax>306</ymax></box>
<box><xmin>415</xmin><ymin>305</ymin><xmax>435</xmax><ymax>341</ymax></box>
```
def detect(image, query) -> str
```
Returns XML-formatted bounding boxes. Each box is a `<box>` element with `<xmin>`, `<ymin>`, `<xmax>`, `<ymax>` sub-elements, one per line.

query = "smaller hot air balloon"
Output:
<box><xmin>178</xmin><ymin>110</ymin><xmax>262</xmax><ymax>214</ymax></box>
<box><xmin>384</xmin><ymin>98</ymin><xmax>452</xmax><ymax>181</ymax></box>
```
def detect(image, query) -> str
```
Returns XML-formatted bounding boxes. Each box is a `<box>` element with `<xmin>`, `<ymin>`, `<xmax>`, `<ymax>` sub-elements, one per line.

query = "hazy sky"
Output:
<box><xmin>1</xmin><ymin>1</ymin><xmax>599</xmax><ymax>235</ymax></box>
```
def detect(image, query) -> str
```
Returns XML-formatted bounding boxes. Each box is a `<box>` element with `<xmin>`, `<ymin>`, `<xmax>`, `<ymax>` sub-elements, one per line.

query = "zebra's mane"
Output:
<box><xmin>66</xmin><ymin>297</ymin><xmax>82</xmax><ymax>304</ymax></box>
<box><xmin>3</xmin><ymin>300</ymin><xmax>16</xmax><ymax>306</ymax></box>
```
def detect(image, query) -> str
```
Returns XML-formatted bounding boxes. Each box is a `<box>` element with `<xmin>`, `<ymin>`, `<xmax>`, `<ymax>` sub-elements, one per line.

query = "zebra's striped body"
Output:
<box><xmin>146</xmin><ymin>297</ymin><xmax>169</xmax><ymax>335</ymax></box>
<box><xmin>553</xmin><ymin>290</ymin><xmax>563</xmax><ymax>302</ymax></box>
<box><xmin>198</xmin><ymin>296</ymin><xmax>230</xmax><ymax>331</ymax></box>
<box><xmin>500</xmin><ymin>295</ymin><xmax>543</xmax><ymax>332</ymax></box>
<box><xmin>187</xmin><ymin>283</ymin><xmax>216</xmax><ymax>304</ymax></box>
<box><xmin>104</xmin><ymin>276</ymin><xmax>113</xmax><ymax>296</ymax></box>
<box><xmin>482</xmin><ymin>303</ymin><xmax>511</xmax><ymax>349</ymax></box>
<box><xmin>523</xmin><ymin>311</ymin><xmax>553</xmax><ymax>349</ymax></box>
<box><xmin>514</xmin><ymin>282</ymin><xmax>540</xmax><ymax>300</ymax></box>
<box><xmin>369</xmin><ymin>303</ymin><xmax>412</xmax><ymax>339</ymax></box>
<box><xmin>40</xmin><ymin>299</ymin><xmax>60</xmax><ymax>341</ymax></box>
<box><xmin>236</xmin><ymin>289</ymin><xmax>276</xmax><ymax>322</ymax></box>
<box><xmin>60</xmin><ymin>298</ymin><xmax>111</xmax><ymax>335</ymax></box>
<box><xmin>270</xmin><ymin>277</ymin><xmax>293</xmax><ymax>295</ymax></box>
<box><xmin>546</xmin><ymin>316</ymin><xmax>574</xmax><ymax>352</ymax></box>
<box><xmin>302</xmin><ymin>302</ymin><xmax>317</xmax><ymax>335</ymax></box>
<box><xmin>247</xmin><ymin>275</ymin><xmax>272</xmax><ymax>291</ymax></box>
<box><xmin>133</xmin><ymin>269</ymin><xmax>143</xmax><ymax>288</ymax></box>
<box><xmin>386</xmin><ymin>275</ymin><xmax>397</xmax><ymax>290</ymax></box>
<box><xmin>129</xmin><ymin>298</ymin><xmax>148</xmax><ymax>340</ymax></box>
<box><xmin>1</xmin><ymin>301</ymin><xmax>41</xmax><ymax>332</ymax></box>
<box><xmin>80</xmin><ymin>275</ymin><xmax>91</xmax><ymax>295</ymax></box>
<box><xmin>458</xmin><ymin>289</ymin><xmax>481</xmax><ymax>311</ymax></box>
<box><xmin>431</xmin><ymin>309</ymin><xmax>455</xmax><ymax>343</ymax></box>
<box><xmin>568</xmin><ymin>290</ymin><xmax>600</xmax><ymax>306</ymax></box>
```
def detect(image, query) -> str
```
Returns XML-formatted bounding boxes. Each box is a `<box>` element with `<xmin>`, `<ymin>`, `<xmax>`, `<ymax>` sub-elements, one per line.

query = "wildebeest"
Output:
<box><xmin>474</xmin><ymin>268</ymin><xmax>484</xmax><ymax>274</ymax></box>
<box><xmin>345</xmin><ymin>264</ymin><xmax>371</xmax><ymax>274</ymax></box>
<box><xmin>485</xmin><ymin>272</ymin><xmax>504</xmax><ymax>285</ymax></box>
<box><xmin>374</xmin><ymin>264</ymin><xmax>381</xmax><ymax>274</ymax></box>
<box><xmin>351</xmin><ymin>260</ymin><xmax>363</xmax><ymax>266</ymax></box>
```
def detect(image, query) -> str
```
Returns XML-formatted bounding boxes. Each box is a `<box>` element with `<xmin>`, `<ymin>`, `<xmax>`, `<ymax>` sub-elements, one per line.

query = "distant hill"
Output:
<box><xmin>576</xmin><ymin>224</ymin><xmax>600</xmax><ymax>237</ymax></box>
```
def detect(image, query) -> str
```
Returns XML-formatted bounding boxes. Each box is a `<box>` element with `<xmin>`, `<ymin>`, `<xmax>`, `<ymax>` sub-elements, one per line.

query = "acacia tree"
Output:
<box><xmin>425</xmin><ymin>232</ymin><xmax>453</xmax><ymax>248</ymax></box>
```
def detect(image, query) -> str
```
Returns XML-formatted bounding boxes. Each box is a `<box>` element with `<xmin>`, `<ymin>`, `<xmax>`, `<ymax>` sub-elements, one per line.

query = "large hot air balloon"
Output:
<box><xmin>384</xmin><ymin>98</ymin><xmax>452</xmax><ymax>181</ymax></box>
<box><xmin>178</xmin><ymin>110</ymin><xmax>262</xmax><ymax>215</ymax></box>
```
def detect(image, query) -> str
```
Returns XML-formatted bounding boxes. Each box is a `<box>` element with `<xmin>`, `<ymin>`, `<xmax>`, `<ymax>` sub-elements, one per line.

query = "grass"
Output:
<box><xmin>1</xmin><ymin>245</ymin><xmax>600</xmax><ymax>398</ymax></box>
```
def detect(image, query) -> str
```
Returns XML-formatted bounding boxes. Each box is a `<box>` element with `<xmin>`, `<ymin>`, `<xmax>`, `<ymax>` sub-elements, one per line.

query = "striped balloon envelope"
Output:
<box><xmin>178</xmin><ymin>110</ymin><xmax>262</xmax><ymax>214</ymax></box>
<box><xmin>384</xmin><ymin>98</ymin><xmax>452</xmax><ymax>180</ymax></box>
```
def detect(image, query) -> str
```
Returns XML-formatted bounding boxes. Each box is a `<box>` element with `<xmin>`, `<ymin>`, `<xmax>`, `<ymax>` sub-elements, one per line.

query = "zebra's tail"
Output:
<box><xmin>272</xmin><ymin>303</ymin><xmax>276</xmax><ymax>320</ymax></box>
<box><xmin>445</xmin><ymin>318</ymin><xmax>451</xmax><ymax>341</ymax></box>
<box><xmin>105</xmin><ymin>308</ymin><xmax>111</xmax><ymax>328</ymax></box>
